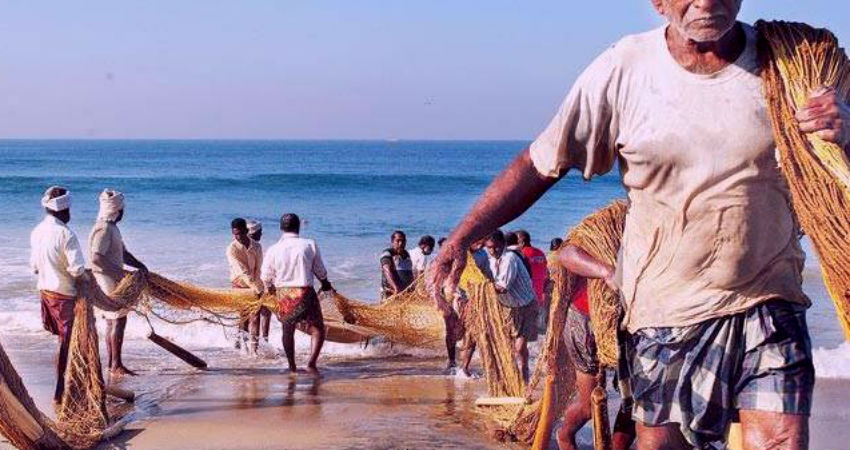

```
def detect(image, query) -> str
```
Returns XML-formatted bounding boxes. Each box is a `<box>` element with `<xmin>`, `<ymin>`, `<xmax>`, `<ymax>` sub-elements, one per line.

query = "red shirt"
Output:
<box><xmin>521</xmin><ymin>246</ymin><xmax>549</xmax><ymax>306</ymax></box>
<box><xmin>571</xmin><ymin>278</ymin><xmax>590</xmax><ymax>316</ymax></box>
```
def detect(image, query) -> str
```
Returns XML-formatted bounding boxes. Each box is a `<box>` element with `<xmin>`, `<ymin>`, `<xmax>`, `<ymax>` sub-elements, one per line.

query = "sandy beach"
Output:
<box><xmin>2</xmin><ymin>331</ymin><xmax>847</xmax><ymax>450</ymax></box>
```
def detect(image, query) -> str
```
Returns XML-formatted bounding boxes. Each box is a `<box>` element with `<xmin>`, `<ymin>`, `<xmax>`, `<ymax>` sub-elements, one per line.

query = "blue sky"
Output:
<box><xmin>1</xmin><ymin>1</ymin><xmax>847</xmax><ymax>139</ymax></box>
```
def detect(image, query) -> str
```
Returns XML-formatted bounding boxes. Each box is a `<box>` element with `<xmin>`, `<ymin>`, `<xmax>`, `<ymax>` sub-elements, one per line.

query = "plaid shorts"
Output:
<box><xmin>564</xmin><ymin>306</ymin><xmax>599</xmax><ymax>374</ymax></box>
<box><xmin>626</xmin><ymin>300</ymin><xmax>814</xmax><ymax>449</ymax></box>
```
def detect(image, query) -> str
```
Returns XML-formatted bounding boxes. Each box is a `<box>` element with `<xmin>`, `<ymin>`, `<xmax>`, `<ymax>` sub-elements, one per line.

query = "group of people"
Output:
<box><xmin>225</xmin><ymin>213</ymin><xmax>334</xmax><ymax>375</ymax></box>
<box><xmin>30</xmin><ymin>186</ymin><xmax>146</xmax><ymax>404</ymax></box>
<box><xmin>28</xmin><ymin>2</ymin><xmax>849</xmax><ymax>448</ymax></box>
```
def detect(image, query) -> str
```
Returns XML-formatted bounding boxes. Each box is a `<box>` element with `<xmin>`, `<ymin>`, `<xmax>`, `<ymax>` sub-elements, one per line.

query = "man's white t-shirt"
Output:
<box><xmin>529</xmin><ymin>23</ymin><xmax>808</xmax><ymax>332</ymax></box>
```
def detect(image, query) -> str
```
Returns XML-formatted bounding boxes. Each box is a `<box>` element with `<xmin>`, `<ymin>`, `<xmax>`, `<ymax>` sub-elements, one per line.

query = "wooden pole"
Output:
<box><xmin>147</xmin><ymin>331</ymin><xmax>207</xmax><ymax>369</ymax></box>
<box><xmin>590</xmin><ymin>374</ymin><xmax>612</xmax><ymax>450</ymax></box>
<box><xmin>530</xmin><ymin>375</ymin><xmax>557</xmax><ymax>450</ymax></box>
<box><xmin>104</xmin><ymin>385</ymin><xmax>135</xmax><ymax>403</ymax></box>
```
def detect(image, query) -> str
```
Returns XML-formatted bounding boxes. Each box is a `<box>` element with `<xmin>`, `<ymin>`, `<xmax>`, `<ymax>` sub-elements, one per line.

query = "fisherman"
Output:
<box><xmin>379</xmin><ymin>230</ymin><xmax>414</xmax><ymax>299</ymax></box>
<box><xmin>227</xmin><ymin>218</ymin><xmax>264</xmax><ymax>354</ymax></box>
<box><xmin>247</xmin><ymin>219</ymin><xmax>271</xmax><ymax>345</ymax></box>
<box><xmin>432</xmin><ymin>1</ymin><xmax>849</xmax><ymax>447</ymax></box>
<box><xmin>261</xmin><ymin>213</ymin><xmax>333</xmax><ymax>375</ymax></box>
<box><xmin>483</xmin><ymin>229</ymin><xmax>537</xmax><ymax>382</ymax></box>
<box><xmin>516</xmin><ymin>230</ymin><xmax>549</xmax><ymax>331</ymax></box>
<box><xmin>410</xmin><ymin>234</ymin><xmax>436</xmax><ymax>278</ymax></box>
<box><xmin>556</xmin><ymin>242</ymin><xmax>635</xmax><ymax>450</ymax></box>
<box><xmin>89</xmin><ymin>189</ymin><xmax>147</xmax><ymax>376</ymax></box>
<box><xmin>30</xmin><ymin>186</ymin><xmax>88</xmax><ymax>403</ymax></box>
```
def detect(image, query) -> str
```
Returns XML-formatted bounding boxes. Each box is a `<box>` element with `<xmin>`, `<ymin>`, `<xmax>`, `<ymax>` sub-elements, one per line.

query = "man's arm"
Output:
<box><xmin>260</xmin><ymin>250</ymin><xmax>276</xmax><ymax>296</ymax></box>
<box><xmin>493</xmin><ymin>257</ymin><xmax>517</xmax><ymax>294</ymax></box>
<box><xmin>226</xmin><ymin>246</ymin><xmax>255</xmax><ymax>288</ymax></box>
<box><xmin>558</xmin><ymin>244</ymin><xmax>616</xmax><ymax>289</ymax></box>
<box><xmin>312</xmin><ymin>244</ymin><xmax>333</xmax><ymax>292</ymax></box>
<box><xmin>123</xmin><ymin>248</ymin><xmax>147</xmax><ymax>272</ymax></box>
<box><xmin>430</xmin><ymin>150</ymin><xmax>562</xmax><ymax>311</ymax></box>
<box><xmin>381</xmin><ymin>261</ymin><xmax>402</xmax><ymax>294</ymax></box>
<box><xmin>795</xmin><ymin>86</ymin><xmax>850</xmax><ymax>157</ymax></box>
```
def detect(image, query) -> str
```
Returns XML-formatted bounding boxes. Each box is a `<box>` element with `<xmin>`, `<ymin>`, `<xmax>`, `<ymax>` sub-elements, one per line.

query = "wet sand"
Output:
<box><xmin>1</xmin><ymin>333</ymin><xmax>848</xmax><ymax>450</ymax></box>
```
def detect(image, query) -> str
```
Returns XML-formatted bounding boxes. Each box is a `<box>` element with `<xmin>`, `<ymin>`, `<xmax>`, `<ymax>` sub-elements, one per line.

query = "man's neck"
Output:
<box><xmin>236</xmin><ymin>236</ymin><xmax>251</xmax><ymax>248</ymax></box>
<box><xmin>665</xmin><ymin>22</ymin><xmax>746</xmax><ymax>75</ymax></box>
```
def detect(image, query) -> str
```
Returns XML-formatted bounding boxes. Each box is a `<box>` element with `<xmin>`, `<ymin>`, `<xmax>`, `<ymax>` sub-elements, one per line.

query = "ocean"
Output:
<box><xmin>0</xmin><ymin>139</ymin><xmax>846</xmax><ymax>378</ymax></box>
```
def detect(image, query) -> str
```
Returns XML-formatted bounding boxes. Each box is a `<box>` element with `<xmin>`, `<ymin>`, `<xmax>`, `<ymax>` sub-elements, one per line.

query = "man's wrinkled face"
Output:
<box><xmin>654</xmin><ymin>0</ymin><xmax>742</xmax><ymax>43</ymax></box>
<box><xmin>485</xmin><ymin>240</ymin><xmax>504</xmax><ymax>259</ymax></box>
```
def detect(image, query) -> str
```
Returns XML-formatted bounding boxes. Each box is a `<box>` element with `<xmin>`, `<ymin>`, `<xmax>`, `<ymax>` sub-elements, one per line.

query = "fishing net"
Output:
<box><xmin>757</xmin><ymin>20</ymin><xmax>850</xmax><ymax>342</ymax></box>
<box><xmin>465</xmin><ymin>254</ymin><xmax>576</xmax><ymax>445</ymax></box>
<box><xmin>0</xmin><ymin>341</ymin><xmax>68</xmax><ymax>450</ymax></box>
<box><xmin>332</xmin><ymin>277</ymin><xmax>445</xmax><ymax>349</ymax></box>
<box><xmin>4</xmin><ymin>22</ymin><xmax>850</xmax><ymax>450</ymax></box>
<box><xmin>564</xmin><ymin>201</ymin><xmax>627</xmax><ymax>368</ymax></box>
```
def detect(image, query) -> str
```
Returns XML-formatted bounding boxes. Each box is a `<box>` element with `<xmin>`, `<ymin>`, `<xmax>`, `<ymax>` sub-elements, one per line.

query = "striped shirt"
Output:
<box><xmin>489</xmin><ymin>251</ymin><xmax>536</xmax><ymax>308</ymax></box>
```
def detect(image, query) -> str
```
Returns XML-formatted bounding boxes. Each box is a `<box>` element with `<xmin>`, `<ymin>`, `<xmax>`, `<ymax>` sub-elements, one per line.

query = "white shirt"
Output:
<box><xmin>409</xmin><ymin>247</ymin><xmax>435</xmax><ymax>273</ymax></box>
<box><xmin>30</xmin><ymin>215</ymin><xmax>86</xmax><ymax>296</ymax></box>
<box><xmin>488</xmin><ymin>251</ymin><xmax>536</xmax><ymax>308</ymax></box>
<box><xmin>261</xmin><ymin>232</ymin><xmax>328</xmax><ymax>288</ymax></box>
<box><xmin>528</xmin><ymin>23</ymin><xmax>807</xmax><ymax>331</ymax></box>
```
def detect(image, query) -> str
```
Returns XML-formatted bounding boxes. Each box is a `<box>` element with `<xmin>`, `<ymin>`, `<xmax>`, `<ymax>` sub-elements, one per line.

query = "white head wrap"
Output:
<box><xmin>247</xmin><ymin>219</ymin><xmax>263</xmax><ymax>234</ymax></box>
<box><xmin>97</xmin><ymin>189</ymin><xmax>125</xmax><ymax>222</ymax></box>
<box><xmin>41</xmin><ymin>186</ymin><xmax>71</xmax><ymax>212</ymax></box>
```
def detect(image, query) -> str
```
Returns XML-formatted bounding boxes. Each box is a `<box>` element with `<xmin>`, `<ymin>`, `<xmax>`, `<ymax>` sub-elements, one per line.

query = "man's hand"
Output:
<box><xmin>796</xmin><ymin>87</ymin><xmax>850</xmax><ymax>150</ymax></box>
<box><xmin>429</xmin><ymin>238</ymin><xmax>468</xmax><ymax>318</ymax></box>
<box><xmin>601</xmin><ymin>265</ymin><xmax>618</xmax><ymax>292</ymax></box>
<box><xmin>319</xmin><ymin>279</ymin><xmax>334</xmax><ymax>293</ymax></box>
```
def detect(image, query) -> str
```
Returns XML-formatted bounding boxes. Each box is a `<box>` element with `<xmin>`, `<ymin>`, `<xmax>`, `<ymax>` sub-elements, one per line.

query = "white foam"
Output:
<box><xmin>813</xmin><ymin>342</ymin><xmax>850</xmax><ymax>379</ymax></box>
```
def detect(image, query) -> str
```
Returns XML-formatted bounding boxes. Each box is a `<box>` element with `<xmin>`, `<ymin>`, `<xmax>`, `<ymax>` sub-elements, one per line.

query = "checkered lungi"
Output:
<box><xmin>624</xmin><ymin>299</ymin><xmax>814</xmax><ymax>449</ymax></box>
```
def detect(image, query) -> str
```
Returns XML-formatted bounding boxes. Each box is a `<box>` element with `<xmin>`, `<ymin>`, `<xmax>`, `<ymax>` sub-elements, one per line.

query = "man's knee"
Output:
<box><xmin>635</xmin><ymin>423</ymin><xmax>691</xmax><ymax>450</ymax></box>
<box><xmin>741</xmin><ymin>411</ymin><xmax>808</xmax><ymax>450</ymax></box>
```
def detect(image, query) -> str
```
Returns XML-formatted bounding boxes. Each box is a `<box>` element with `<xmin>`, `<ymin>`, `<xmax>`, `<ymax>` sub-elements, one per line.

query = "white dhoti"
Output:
<box><xmin>93</xmin><ymin>272</ymin><xmax>131</xmax><ymax>319</ymax></box>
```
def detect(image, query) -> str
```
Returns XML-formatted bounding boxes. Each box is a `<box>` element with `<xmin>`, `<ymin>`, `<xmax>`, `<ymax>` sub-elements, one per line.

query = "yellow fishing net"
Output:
<box><xmin>564</xmin><ymin>201</ymin><xmax>627</xmax><ymax>368</ymax></box>
<box><xmin>3</xmin><ymin>21</ymin><xmax>849</xmax><ymax>450</ymax></box>
<box><xmin>758</xmin><ymin>20</ymin><xmax>850</xmax><ymax>342</ymax></box>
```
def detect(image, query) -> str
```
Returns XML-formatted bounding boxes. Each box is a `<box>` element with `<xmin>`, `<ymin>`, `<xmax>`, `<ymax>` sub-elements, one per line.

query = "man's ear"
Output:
<box><xmin>651</xmin><ymin>0</ymin><xmax>665</xmax><ymax>15</ymax></box>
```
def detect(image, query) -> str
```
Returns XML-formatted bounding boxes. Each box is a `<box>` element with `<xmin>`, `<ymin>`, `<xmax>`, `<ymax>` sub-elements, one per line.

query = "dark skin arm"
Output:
<box><xmin>381</xmin><ymin>262</ymin><xmax>403</xmax><ymax>294</ymax></box>
<box><xmin>795</xmin><ymin>87</ymin><xmax>850</xmax><ymax>158</ymax></box>
<box><xmin>123</xmin><ymin>248</ymin><xmax>147</xmax><ymax>273</ymax></box>
<box><xmin>430</xmin><ymin>149</ymin><xmax>562</xmax><ymax>315</ymax></box>
<box><xmin>558</xmin><ymin>244</ymin><xmax>616</xmax><ymax>290</ymax></box>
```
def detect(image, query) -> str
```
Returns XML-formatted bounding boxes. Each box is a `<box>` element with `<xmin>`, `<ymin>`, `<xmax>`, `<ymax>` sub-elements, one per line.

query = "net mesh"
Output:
<box><xmin>3</xmin><ymin>21</ymin><xmax>849</xmax><ymax>449</ymax></box>
<box><xmin>757</xmin><ymin>20</ymin><xmax>850</xmax><ymax>342</ymax></box>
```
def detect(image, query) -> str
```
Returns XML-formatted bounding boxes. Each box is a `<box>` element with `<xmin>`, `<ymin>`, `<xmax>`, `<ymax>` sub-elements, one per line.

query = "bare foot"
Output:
<box><xmin>306</xmin><ymin>366</ymin><xmax>322</xmax><ymax>378</ymax></box>
<box><xmin>110</xmin><ymin>366</ymin><xmax>138</xmax><ymax>377</ymax></box>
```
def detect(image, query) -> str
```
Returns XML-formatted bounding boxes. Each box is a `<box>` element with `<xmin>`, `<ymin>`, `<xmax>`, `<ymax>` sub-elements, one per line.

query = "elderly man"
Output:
<box><xmin>379</xmin><ymin>230</ymin><xmax>414</xmax><ymax>299</ymax></box>
<box><xmin>261</xmin><ymin>213</ymin><xmax>333</xmax><ymax>375</ymax></box>
<box><xmin>432</xmin><ymin>2</ymin><xmax>850</xmax><ymax>449</ymax></box>
<box><xmin>246</xmin><ymin>219</ymin><xmax>272</xmax><ymax>345</ymax></box>
<box><xmin>89</xmin><ymin>189</ymin><xmax>147</xmax><ymax>376</ymax></box>
<box><xmin>30</xmin><ymin>186</ymin><xmax>88</xmax><ymax>403</ymax></box>
<box><xmin>484</xmin><ymin>229</ymin><xmax>538</xmax><ymax>382</ymax></box>
<box><xmin>227</xmin><ymin>218</ymin><xmax>264</xmax><ymax>354</ymax></box>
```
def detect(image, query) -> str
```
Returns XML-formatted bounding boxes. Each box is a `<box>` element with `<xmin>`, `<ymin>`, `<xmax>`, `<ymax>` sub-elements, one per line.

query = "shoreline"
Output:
<box><xmin>1</xmin><ymin>332</ymin><xmax>848</xmax><ymax>450</ymax></box>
